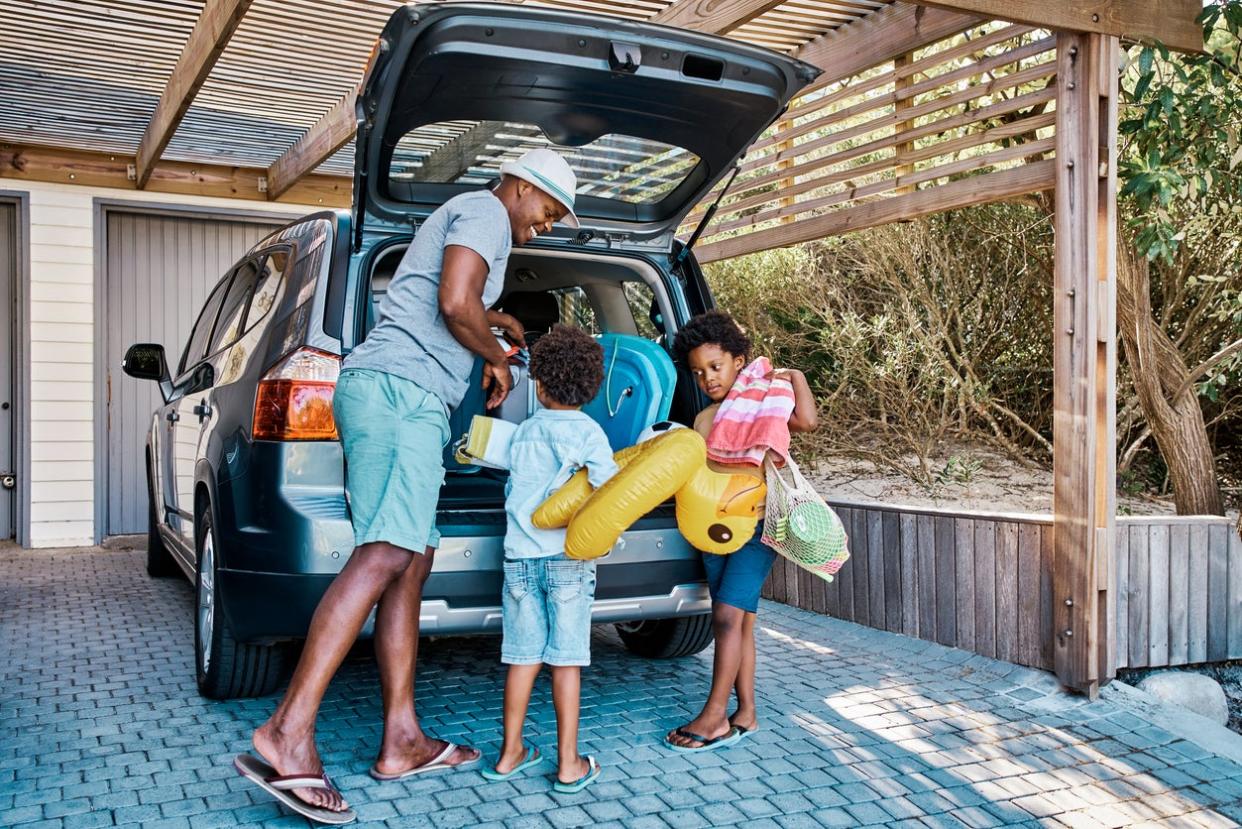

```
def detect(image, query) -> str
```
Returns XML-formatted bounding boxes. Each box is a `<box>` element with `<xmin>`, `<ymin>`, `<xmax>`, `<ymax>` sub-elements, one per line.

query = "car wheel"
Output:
<box><xmin>616</xmin><ymin>614</ymin><xmax>714</xmax><ymax>658</ymax></box>
<box><xmin>195</xmin><ymin>506</ymin><xmax>289</xmax><ymax>699</ymax></box>
<box><xmin>145</xmin><ymin>463</ymin><xmax>179</xmax><ymax>578</ymax></box>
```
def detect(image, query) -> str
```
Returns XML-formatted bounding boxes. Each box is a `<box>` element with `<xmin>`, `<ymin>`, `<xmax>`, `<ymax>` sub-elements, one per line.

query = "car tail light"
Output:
<box><xmin>253</xmin><ymin>347</ymin><xmax>340</xmax><ymax>441</ymax></box>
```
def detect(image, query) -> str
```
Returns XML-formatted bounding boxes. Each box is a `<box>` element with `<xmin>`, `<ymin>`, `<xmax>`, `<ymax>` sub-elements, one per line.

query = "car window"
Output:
<box><xmin>243</xmin><ymin>248</ymin><xmax>290</xmax><ymax>334</ymax></box>
<box><xmin>178</xmin><ymin>276</ymin><xmax>232</xmax><ymax>376</ymax></box>
<box><xmin>207</xmin><ymin>260</ymin><xmax>259</xmax><ymax>356</ymax></box>
<box><xmin>554</xmin><ymin>287</ymin><xmax>599</xmax><ymax>335</ymax></box>
<box><xmin>624</xmin><ymin>281</ymin><xmax>663</xmax><ymax>342</ymax></box>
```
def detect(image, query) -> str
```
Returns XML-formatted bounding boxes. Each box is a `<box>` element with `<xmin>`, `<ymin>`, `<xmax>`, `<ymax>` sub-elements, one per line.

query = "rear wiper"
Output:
<box><xmin>670</xmin><ymin>164</ymin><xmax>740</xmax><ymax>270</ymax></box>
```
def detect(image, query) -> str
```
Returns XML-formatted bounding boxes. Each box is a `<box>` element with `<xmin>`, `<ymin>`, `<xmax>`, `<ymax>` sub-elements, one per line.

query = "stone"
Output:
<box><xmin>1137</xmin><ymin>671</ymin><xmax>1230</xmax><ymax>726</ymax></box>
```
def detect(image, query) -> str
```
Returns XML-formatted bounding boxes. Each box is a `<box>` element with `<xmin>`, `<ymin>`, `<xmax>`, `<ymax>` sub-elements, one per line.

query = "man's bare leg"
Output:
<box><xmin>253</xmin><ymin>541</ymin><xmax>415</xmax><ymax>812</ymax></box>
<box><xmin>372</xmin><ymin>545</ymin><xmax>479</xmax><ymax>774</ymax></box>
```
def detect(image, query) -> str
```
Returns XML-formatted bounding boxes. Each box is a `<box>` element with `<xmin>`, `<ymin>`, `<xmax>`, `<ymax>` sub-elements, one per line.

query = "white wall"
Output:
<box><xmin>0</xmin><ymin>177</ymin><xmax>321</xmax><ymax>548</ymax></box>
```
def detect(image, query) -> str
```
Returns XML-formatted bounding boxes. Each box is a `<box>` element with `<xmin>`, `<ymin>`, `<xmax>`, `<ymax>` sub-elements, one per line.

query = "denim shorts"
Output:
<box><xmin>501</xmin><ymin>557</ymin><xmax>597</xmax><ymax>667</ymax></box>
<box><xmin>701</xmin><ymin>521</ymin><xmax>777</xmax><ymax>614</ymax></box>
<box><xmin>334</xmin><ymin>368</ymin><xmax>450</xmax><ymax>554</ymax></box>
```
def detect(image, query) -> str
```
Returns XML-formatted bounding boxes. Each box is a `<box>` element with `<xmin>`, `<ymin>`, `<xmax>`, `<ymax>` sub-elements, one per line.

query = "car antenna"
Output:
<box><xmin>670</xmin><ymin>164</ymin><xmax>740</xmax><ymax>270</ymax></box>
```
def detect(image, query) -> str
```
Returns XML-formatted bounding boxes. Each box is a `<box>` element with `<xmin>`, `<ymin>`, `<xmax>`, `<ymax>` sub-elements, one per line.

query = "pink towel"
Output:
<box><xmin>706</xmin><ymin>357</ymin><xmax>796</xmax><ymax>466</ymax></box>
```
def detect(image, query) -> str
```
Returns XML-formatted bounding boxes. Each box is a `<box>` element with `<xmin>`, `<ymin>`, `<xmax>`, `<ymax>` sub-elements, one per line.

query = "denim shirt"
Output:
<box><xmin>503</xmin><ymin>409</ymin><xmax>619</xmax><ymax>559</ymax></box>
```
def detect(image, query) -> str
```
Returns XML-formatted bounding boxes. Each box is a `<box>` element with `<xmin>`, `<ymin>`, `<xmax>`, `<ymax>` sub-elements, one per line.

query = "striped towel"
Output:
<box><xmin>707</xmin><ymin>357</ymin><xmax>796</xmax><ymax>466</ymax></box>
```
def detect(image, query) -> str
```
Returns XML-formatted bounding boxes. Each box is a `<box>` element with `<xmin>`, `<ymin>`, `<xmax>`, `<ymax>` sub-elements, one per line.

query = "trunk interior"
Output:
<box><xmin>364</xmin><ymin>241</ymin><xmax>702</xmax><ymax>517</ymax></box>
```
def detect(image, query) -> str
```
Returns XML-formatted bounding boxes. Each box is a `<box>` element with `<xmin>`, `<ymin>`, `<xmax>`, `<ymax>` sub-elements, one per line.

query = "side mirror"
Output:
<box><xmin>122</xmin><ymin>343</ymin><xmax>172</xmax><ymax>402</ymax></box>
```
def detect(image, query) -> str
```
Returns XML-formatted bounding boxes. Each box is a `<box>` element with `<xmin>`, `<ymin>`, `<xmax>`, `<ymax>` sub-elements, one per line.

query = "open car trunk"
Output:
<box><xmin>363</xmin><ymin>241</ymin><xmax>699</xmax><ymax>517</ymax></box>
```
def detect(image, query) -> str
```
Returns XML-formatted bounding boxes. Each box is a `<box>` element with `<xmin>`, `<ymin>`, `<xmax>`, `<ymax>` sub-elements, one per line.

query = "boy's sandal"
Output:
<box><xmin>234</xmin><ymin>754</ymin><xmax>356</xmax><ymax>825</ymax></box>
<box><xmin>553</xmin><ymin>755</ymin><xmax>601</xmax><ymax>794</ymax></box>
<box><xmin>664</xmin><ymin>726</ymin><xmax>742</xmax><ymax>754</ymax></box>
<box><xmin>368</xmin><ymin>741</ymin><xmax>480</xmax><ymax>781</ymax></box>
<box><xmin>731</xmin><ymin>724</ymin><xmax>759</xmax><ymax>741</ymax></box>
<box><xmin>480</xmin><ymin>744</ymin><xmax>546</xmax><ymax>781</ymax></box>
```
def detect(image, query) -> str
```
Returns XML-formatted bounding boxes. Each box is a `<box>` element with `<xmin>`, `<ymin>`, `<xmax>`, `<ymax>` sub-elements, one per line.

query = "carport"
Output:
<box><xmin>0</xmin><ymin>0</ymin><xmax>1206</xmax><ymax>701</ymax></box>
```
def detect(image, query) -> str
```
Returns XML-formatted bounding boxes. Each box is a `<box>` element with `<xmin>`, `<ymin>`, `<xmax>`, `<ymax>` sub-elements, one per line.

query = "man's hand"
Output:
<box><xmin>482</xmin><ymin>360</ymin><xmax>513</xmax><ymax>409</ymax></box>
<box><xmin>486</xmin><ymin>310</ymin><xmax>526</xmax><ymax>349</ymax></box>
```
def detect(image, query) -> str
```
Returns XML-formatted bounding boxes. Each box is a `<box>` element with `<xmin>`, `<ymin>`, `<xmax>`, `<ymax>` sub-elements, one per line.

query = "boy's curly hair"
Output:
<box><xmin>672</xmin><ymin>309</ymin><xmax>751</xmax><ymax>365</ymax></box>
<box><xmin>529</xmin><ymin>323</ymin><xmax>605</xmax><ymax>407</ymax></box>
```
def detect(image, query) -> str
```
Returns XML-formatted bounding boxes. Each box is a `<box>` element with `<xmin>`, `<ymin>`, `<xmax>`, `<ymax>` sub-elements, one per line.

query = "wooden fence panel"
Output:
<box><xmin>760</xmin><ymin>505</ymin><xmax>1237</xmax><ymax>676</ymax></box>
<box><xmin>1147</xmin><ymin>523</ymin><xmax>1170</xmax><ymax>668</ymax></box>
<box><xmin>1168</xmin><ymin>523</ymin><xmax>1190</xmax><ymax>666</ymax></box>
<box><xmin>955</xmin><ymin>517</ymin><xmax>976</xmax><ymax>652</ymax></box>
<box><xmin>975</xmin><ymin>520</ymin><xmax>997</xmax><ymax>660</ymax></box>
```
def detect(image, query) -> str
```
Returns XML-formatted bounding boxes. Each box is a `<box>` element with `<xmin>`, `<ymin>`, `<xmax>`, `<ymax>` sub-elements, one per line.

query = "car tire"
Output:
<box><xmin>145</xmin><ymin>464</ymin><xmax>179</xmax><ymax>578</ymax></box>
<box><xmin>195</xmin><ymin>506</ymin><xmax>289</xmax><ymax>699</ymax></box>
<box><xmin>616</xmin><ymin>614</ymin><xmax>714</xmax><ymax>658</ymax></box>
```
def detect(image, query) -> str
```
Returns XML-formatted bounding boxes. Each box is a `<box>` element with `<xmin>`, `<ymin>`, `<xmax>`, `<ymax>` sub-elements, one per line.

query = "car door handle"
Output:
<box><xmin>193</xmin><ymin>401</ymin><xmax>212</xmax><ymax>423</ymax></box>
<box><xmin>166</xmin><ymin>411</ymin><xmax>180</xmax><ymax>423</ymax></box>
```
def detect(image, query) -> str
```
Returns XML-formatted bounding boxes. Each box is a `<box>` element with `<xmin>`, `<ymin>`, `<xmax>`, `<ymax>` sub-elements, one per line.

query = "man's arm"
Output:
<box><xmin>439</xmin><ymin>245</ymin><xmax>512</xmax><ymax>408</ymax></box>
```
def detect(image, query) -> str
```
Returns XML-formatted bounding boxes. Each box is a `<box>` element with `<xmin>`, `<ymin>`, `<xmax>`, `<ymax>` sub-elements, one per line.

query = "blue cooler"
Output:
<box><xmin>582</xmin><ymin>334</ymin><xmax>677</xmax><ymax>450</ymax></box>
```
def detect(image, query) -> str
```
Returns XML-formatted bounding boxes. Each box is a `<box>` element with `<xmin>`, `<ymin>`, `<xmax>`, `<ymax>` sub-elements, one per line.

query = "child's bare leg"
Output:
<box><xmin>667</xmin><ymin>602</ymin><xmax>745</xmax><ymax>747</ymax></box>
<box><xmin>495</xmin><ymin>664</ymin><xmax>541</xmax><ymax>773</ymax></box>
<box><xmin>550</xmin><ymin>666</ymin><xmax>589</xmax><ymax>782</ymax></box>
<box><xmin>731</xmin><ymin>611</ymin><xmax>759</xmax><ymax>731</ymax></box>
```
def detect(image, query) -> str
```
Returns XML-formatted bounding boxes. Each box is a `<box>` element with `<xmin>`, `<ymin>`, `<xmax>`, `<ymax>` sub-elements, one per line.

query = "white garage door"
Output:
<box><xmin>104</xmin><ymin>209</ymin><xmax>286</xmax><ymax>536</ymax></box>
<box><xmin>0</xmin><ymin>201</ymin><xmax>14</xmax><ymax>540</ymax></box>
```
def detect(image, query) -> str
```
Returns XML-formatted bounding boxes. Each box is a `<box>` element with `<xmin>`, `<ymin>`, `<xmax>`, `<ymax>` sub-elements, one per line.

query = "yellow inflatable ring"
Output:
<box><xmin>533</xmin><ymin>428</ymin><xmax>766</xmax><ymax>559</ymax></box>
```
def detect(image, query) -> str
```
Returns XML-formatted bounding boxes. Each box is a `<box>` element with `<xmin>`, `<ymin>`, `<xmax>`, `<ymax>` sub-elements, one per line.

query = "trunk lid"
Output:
<box><xmin>353</xmin><ymin>2</ymin><xmax>820</xmax><ymax>248</ymax></box>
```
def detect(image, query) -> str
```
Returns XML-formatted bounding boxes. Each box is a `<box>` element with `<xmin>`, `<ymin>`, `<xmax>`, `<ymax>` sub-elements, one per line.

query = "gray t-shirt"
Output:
<box><xmin>345</xmin><ymin>190</ymin><xmax>512</xmax><ymax>410</ymax></box>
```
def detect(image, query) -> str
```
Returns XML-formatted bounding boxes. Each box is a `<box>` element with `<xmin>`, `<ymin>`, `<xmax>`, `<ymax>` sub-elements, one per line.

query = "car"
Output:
<box><xmin>122</xmin><ymin>2</ymin><xmax>819</xmax><ymax>699</ymax></box>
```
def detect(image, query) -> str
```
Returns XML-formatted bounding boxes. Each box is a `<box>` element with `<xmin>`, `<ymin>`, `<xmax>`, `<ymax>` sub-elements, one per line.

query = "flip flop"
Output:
<box><xmin>664</xmin><ymin>726</ymin><xmax>742</xmax><ymax>754</ymax></box>
<box><xmin>234</xmin><ymin>754</ymin><xmax>356</xmax><ymax>825</ymax></box>
<box><xmin>369</xmin><ymin>741</ymin><xmax>480</xmax><ymax>781</ymax></box>
<box><xmin>553</xmin><ymin>755</ymin><xmax>601</xmax><ymax>794</ymax></box>
<box><xmin>479</xmin><ymin>744</ymin><xmax>546</xmax><ymax>781</ymax></box>
<box><xmin>731</xmin><ymin>724</ymin><xmax>759</xmax><ymax>741</ymax></box>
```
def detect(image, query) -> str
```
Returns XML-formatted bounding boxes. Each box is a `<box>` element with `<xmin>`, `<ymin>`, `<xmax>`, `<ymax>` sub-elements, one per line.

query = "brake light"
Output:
<box><xmin>253</xmin><ymin>347</ymin><xmax>340</xmax><ymax>441</ymax></box>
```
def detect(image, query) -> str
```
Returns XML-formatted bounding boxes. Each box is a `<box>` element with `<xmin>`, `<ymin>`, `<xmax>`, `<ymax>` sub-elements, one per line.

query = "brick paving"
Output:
<box><xmin>3</xmin><ymin>543</ymin><xmax>1242</xmax><ymax>829</ymax></box>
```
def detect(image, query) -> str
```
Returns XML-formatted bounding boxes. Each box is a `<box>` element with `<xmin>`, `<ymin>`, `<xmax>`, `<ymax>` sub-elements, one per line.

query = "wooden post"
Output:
<box><xmin>1052</xmin><ymin>31</ymin><xmax>1119</xmax><ymax>698</ymax></box>
<box><xmin>894</xmin><ymin>52</ymin><xmax>916</xmax><ymax>195</ymax></box>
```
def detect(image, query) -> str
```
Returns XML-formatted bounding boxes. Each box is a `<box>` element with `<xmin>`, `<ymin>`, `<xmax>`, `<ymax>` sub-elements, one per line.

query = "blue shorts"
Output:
<box><xmin>501</xmin><ymin>557</ymin><xmax>597</xmax><ymax>667</ymax></box>
<box><xmin>334</xmin><ymin>368</ymin><xmax>450</xmax><ymax>553</ymax></box>
<box><xmin>701</xmin><ymin>521</ymin><xmax>777</xmax><ymax>614</ymax></box>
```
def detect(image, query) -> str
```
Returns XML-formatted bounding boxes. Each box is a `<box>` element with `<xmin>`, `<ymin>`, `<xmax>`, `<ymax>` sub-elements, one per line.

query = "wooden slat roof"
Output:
<box><xmin>0</xmin><ymin>0</ymin><xmax>892</xmax><ymax>177</ymax></box>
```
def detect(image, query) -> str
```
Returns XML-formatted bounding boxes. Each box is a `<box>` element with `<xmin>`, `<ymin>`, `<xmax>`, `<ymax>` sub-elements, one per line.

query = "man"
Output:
<box><xmin>235</xmin><ymin>148</ymin><xmax>580</xmax><ymax>823</ymax></box>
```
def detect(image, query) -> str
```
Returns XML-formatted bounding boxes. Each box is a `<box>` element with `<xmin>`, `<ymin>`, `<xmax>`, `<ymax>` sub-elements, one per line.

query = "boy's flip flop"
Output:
<box><xmin>553</xmin><ymin>755</ymin><xmax>601</xmax><ymax>794</ymax></box>
<box><xmin>234</xmin><ymin>753</ymin><xmax>356</xmax><ymax>825</ymax></box>
<box><xmin>664</xmin><ymin>726</ymin><xmax>742</xmax><ymax>753</ymax></box>
<box><xmin>480</xmin><ymin>744</ymin><xmax>546</xmax><ymax>781</ymax></box>
<box><xmin>368</xmin><ymin>741</ymin><xmax>480</xmax><ymax>781</ymax></box>
<box><xmin>732</xmin><ymin>724</ymin><xmax>759</xmax><ymax>741</ymax></box>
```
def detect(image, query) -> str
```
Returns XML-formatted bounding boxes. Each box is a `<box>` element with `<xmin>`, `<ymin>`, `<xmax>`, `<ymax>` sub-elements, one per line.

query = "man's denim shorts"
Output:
<box><xmin>501</xmin><ymin>557</ymin><xmax>597</xmax><ymax>667</ymax></box>
<box><xmin>333</xmin><ymin>368</ymin><xmax>450</xmax><ymax>554</ymax></box>
<box><xmin>701</xmin><ymin>521</ymin><xmax>777</xmax><ymax>614</ymax></box>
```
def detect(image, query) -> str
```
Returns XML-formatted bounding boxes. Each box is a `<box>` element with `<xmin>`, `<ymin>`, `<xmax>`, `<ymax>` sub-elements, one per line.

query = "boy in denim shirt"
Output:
<box><xmin>482</xmin><ymin>324</ymin><xmax>618</xmax><ymax>793</ymax></box>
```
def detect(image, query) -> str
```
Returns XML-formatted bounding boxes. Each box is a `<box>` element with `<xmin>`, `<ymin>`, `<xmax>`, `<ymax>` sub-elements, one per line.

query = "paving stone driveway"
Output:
<box><xmin>3</xmin><ymin>543</ymin><xmax>1242</xmax><ymax>829</ymax></box>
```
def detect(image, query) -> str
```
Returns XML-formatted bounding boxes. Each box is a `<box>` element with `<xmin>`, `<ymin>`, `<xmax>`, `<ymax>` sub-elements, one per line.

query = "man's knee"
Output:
<box><xmin>354</xmin><ymin>542</ymin><xmax>418</xmax><ymax>580</ymax></box>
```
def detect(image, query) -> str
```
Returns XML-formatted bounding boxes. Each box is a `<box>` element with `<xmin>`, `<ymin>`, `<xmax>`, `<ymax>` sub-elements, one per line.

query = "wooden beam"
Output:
<box><xmin>266</xmin><ymin>89</ymin><xmax>358</xmax><ymax>201</ymax></box>
<box><xmin>1051</xmin><ymin>32</ymin><xmax>1119</xmax><ymax>698</ymax></box>
<box><xmin>134</xmin><ymin>0</ymin><xmax>253</xmax><ymax>189</ymax></box>
<box><xmin>651</xmin><ymin>0</ymin><xmax>787</xmax><ymax>33</ymax></box>
<box><xmin>795</xmin><ymin>2</ymin><xmax>984</xmax><ymax>87</ymax></box>
<box><xmin>694</xmin><ymin>159</ymin><xmax>1054</xmax><ymax>263</ymax></box>
<box><xmin>909</xmin><ymin>0</ymin><xmax>1202</xmax><ymax>53</ymax></box>
<box><xmin>0</xmin><ymin>142</ymin><xmax>349</xmax><ymax>208</ymax></box>
<box><xmin>262</xmin><ymin>0</ymin><xmax>783</xmax><ymax>203</ymax></box>
<box><xmin>893</xmin><ymin>51</ymin><xmax>916</xmax><ymax>195</ymax></box>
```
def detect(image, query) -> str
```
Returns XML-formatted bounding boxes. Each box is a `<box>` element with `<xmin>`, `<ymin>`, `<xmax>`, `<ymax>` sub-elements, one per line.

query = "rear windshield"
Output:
<box><xmin>388</xmin><ymin>120</ymin><xmax>700</xmax><ymax>205</ymax></box>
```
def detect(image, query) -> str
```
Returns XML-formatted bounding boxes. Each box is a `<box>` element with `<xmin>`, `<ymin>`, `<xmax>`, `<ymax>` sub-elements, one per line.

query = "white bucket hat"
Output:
<box><xmin>499</xmin><ymin>147</ymin><xmax>580</xmax><ymax>228</ymax></box>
